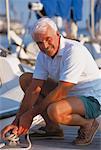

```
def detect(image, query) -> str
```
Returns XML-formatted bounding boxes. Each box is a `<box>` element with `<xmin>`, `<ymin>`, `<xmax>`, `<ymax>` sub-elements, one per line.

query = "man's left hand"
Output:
<box><xmin>17</xmin><ymin>111</ymin><xmax>33</xmax><ymax>136</ymax></box>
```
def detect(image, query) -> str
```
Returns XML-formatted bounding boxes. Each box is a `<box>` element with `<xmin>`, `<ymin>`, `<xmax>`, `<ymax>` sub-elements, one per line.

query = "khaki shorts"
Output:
<box><xmin>79</xmin><ymin>96</ymin><xmax>101</xmax><ymax>119</ymax></box>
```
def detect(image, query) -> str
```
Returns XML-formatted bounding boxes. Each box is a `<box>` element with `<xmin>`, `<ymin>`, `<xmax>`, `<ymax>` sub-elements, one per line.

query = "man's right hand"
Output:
<box><xmin>0</xmin><ymin>124</ymin><xmax>18</xmax><ymax>140</ymax></box>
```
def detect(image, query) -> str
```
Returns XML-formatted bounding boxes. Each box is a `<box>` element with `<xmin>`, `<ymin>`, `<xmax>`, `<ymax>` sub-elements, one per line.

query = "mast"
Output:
<box><xmin>5</xmin><ymin>0</ymin><xmax>11</xmax><ymax>45</ymax></box>
<box><xmin>90</xmin><ymin>0</ymin><xmax>95</xmax><ymax>38</ymax></box>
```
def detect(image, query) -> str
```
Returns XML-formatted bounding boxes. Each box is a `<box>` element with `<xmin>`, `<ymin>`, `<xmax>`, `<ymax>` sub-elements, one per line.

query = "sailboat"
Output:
<box><xmin>0</xmin><ymin>45</ymin><xmax>43</xmax><ymax>120</ymax></box>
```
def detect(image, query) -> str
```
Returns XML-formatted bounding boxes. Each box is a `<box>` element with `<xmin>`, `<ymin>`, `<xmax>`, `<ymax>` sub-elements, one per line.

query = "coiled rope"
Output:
<box><xmin>0</xmin><ymin>115</ymin><xmax>44</xmax><ymax>149</ymax></box>
<box><xmin>0</xmin><ymin>133</ymin><xmax>31</xmax><ymax>150</ymax></box>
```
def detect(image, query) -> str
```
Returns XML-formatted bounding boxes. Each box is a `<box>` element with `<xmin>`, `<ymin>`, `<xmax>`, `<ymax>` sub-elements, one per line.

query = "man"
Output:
<box><xmin>1</xmin><ymin>17</ymin><xmax>101</xmax><ymax>145</ymax></box>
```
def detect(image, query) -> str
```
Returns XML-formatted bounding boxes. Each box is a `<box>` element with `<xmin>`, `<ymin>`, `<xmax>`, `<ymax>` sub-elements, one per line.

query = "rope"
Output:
<box><xmin>0</xmin><ymin>115</ymin><xmax>44</xmax><ymax>149</ymax></box>
<box><xmin>0</xmin><ymin>133</ymin><xmax>32</xmax><ymax>150</ymax></box>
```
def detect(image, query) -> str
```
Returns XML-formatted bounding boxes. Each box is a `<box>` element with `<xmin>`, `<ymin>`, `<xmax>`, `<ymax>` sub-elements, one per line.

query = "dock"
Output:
<box><xmin>0</xmin><ymin>116</ymin><xmax>101</xmax><ymax>150</ymax></box>
<box><xmin>30</xmin><ymin>123</ymin><xmax>101</xmax><ymax>150</ymax></box>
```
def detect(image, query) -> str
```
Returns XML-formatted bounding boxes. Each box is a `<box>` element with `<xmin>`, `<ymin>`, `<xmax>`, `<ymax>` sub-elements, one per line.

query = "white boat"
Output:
<box><xmin>0</xmin><ymin>0</ymin><xmax>41</xmax><ymax>122</ymax></box>
<box><xmin>0</xmin><ymin>47</ymin><xmax>43</xmax><ymax>127</ymax></box>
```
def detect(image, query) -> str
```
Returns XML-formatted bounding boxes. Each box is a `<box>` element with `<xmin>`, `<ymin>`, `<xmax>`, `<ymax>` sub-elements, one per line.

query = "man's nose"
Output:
<box><xmin>43</xmin><ymin>41</ymin><xmax>48</xmax><ymax>49</ymax></box>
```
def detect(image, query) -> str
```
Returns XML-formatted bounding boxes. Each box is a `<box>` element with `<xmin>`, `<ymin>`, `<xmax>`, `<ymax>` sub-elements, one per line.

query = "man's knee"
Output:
<box><xmin>47</xmin><ymin>103</ymin><xmax>61</xmax><ymax>123</ymax></box>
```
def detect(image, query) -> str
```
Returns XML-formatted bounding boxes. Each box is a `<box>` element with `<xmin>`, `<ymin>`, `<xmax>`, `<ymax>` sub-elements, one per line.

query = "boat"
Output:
<box><xmin>0</xmin><ymin>0</ymin><xmax>41</xmax><ymax>121</ymax></box>
<box><xmin>9</xmin><ymin>30</ymin><xmax>40</xmax><ymax>66</ymax></box>
<box><xmin>0</xmin><ymin>45</ymin><xmax>43</xmax><ymax>122</ymax></box>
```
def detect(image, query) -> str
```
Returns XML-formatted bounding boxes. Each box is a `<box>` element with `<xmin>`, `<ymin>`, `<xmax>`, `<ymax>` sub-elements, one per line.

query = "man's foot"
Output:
<box><xmin>73</xmin><ymin>119</ymin><xmax>99</xmax><ymax>145</ymax></box>
<box><xmin>29</xmin><ymin>126</ymin><xmax>64</xmax><ymax>139</ymax></box>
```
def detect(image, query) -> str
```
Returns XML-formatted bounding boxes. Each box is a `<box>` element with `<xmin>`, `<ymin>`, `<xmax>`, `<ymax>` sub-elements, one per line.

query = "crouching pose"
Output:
<box><xmin>1</xmin><ymin>17</ymin><xmax>101</xmax><ymax>145</ymax></box>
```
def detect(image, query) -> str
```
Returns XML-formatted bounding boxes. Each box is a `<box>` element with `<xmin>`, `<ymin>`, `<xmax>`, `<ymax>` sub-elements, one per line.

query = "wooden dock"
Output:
<box><xmin>0</xmin><ymin>117</ymin><xmax>101</xmax><ymax>150</ymax></box>
<box><xmin>30</xmin><ymin>125</ymin><xmax>101</xmax><ymax>150</ymax></box>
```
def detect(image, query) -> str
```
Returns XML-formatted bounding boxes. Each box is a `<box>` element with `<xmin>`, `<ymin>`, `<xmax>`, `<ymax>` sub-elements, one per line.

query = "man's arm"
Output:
<box><xmin>1</xmin><ymin>78</ymin><xmax>45</xmax><ymax>139</ymax></box>
<box><xmin>13</xmin><ymin>78</ymin><xmax>45</xmax><ymax>125</ymax></box>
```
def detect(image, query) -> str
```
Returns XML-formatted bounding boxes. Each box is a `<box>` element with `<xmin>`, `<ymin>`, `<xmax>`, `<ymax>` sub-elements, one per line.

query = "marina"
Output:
<box><xmin>0</xmin><ymin>0</ymin><xmax>101</xmax><ymax>149</ymax></box>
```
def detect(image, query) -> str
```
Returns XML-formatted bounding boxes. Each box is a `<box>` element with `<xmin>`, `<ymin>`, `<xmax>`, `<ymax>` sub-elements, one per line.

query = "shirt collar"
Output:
<box><xmin>57</xmin><ymin>35</ymin><xmax>66</xmax><ymax>56</ymax></box>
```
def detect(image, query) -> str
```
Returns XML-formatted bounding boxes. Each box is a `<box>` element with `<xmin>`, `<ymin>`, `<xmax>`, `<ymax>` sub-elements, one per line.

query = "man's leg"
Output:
<box><xmin>12</xmin><ymin>72</ymin><xmax>33</xmax><ymax>125</ymax></box>
<box><xmin>47</xmin><ymin>96</ymin><xmax>91</xmax><ymax>125</ymax></box>
<box><xmin>47</xmin><ymin>96</ymin><xmax>99</xmax><ymax>145</ymax></box>
<box><xmin>19</xmin><ymin>73</ymin><xmax>63</xmax><ymax>133</ymax></box>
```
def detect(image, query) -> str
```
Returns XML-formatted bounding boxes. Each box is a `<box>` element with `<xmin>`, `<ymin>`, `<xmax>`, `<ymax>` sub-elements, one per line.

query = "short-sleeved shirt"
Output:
<box><xmin>33</xmin><ymin>36</ymin><xmax>101</xmax><ymax>105</ymax></box>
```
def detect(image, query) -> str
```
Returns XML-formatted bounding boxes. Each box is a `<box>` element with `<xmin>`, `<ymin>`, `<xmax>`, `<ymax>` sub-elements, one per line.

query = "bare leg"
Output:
<box><xmin>47</xmin><ymin>97</ymin><xmax>99</xmax><ymax>145</ymax></box>
<box><xmin>47</xmin><ymin>97</ymin><xmax>94</xmax><ymax>127</ymax></box>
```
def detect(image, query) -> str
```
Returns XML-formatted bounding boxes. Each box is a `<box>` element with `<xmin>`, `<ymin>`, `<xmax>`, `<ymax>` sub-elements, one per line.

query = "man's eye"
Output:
<box><xmin>36</xmin><ymin>42</ymin><xmax>42</xmax><ymax>45</ymax></box>
<box><xmin>47</xmin><ymin>37</ymin><xmax>52</xmax><ymax>43</ymax></box>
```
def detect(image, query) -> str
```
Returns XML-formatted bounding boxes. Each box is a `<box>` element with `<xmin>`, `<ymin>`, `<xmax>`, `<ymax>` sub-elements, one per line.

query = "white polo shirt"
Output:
<box><xmin>33</xmin><ymin>36</ymin><xmax>101</xmax><ymax>105</ymax></box>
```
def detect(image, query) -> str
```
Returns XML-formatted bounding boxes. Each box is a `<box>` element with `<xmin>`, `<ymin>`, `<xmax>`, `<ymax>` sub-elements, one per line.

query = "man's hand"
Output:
<box><xmin>0</xmin><ymin>124</ymin><xmax>18</xmax><ymax>140</ymax></box>
<box><xmin>17</xmin><ymin>110</ymin><xmax>33</xmax><ymax>136</ymax></box>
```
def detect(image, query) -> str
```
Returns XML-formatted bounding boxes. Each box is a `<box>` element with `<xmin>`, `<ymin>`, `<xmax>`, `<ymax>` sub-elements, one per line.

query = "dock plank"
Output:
<box><xmin>30</xmin><ymin>125</ymin><xmax>101</xmax><ymax>150</ymax></box>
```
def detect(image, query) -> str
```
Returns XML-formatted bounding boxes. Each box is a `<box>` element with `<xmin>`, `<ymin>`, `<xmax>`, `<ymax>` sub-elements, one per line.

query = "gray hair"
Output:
<box><xmin>33</xmin><ymin>17</ymin><xmax>58</xmax><ymax>34</ymax></box>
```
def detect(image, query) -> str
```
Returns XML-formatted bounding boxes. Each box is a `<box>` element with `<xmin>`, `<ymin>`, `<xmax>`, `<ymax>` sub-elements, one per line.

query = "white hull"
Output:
<box><xmin>0</xmin><ymin>52</ymin><xmax>43</xmax><ymax>129</ymax></box>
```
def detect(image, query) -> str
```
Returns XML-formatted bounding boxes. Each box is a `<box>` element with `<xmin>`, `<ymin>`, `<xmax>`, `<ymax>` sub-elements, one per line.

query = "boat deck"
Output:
<box><xmin>0</xmin><ymin>117</ymin><xmax>101</xmax><ymax>150</ymax></box>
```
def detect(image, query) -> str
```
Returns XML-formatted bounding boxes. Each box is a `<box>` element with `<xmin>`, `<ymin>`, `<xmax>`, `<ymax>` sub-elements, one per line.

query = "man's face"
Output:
<box><xmin>32</xmin><ymin>25</ymin><xmax>60</xmax><ymax>57</ymax></box>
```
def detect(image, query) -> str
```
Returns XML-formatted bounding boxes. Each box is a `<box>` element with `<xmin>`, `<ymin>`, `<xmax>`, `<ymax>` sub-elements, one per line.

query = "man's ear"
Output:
<box><xmin>57</xmin><ymin>31</ymin><xmax>60</xmax><ymax>37</ymax></box>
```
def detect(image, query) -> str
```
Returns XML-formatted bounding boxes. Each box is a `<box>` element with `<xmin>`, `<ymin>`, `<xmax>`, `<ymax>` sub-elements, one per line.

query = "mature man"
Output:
<box><xmin>1</xmin><ymin>17</ymin><xmax>101</xmax><ymax>145</ymax></box>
